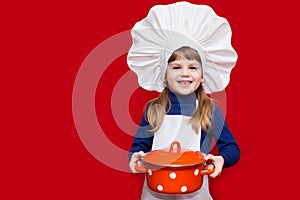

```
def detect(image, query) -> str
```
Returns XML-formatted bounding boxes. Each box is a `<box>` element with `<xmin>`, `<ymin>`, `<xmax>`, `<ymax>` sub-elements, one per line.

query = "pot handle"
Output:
<box><xmin>169</xmin><ymin>141</ymin><xmax>181</xmax><ymax>153</ymax></box>
<box><xmin>134</xmin><ymin>159</ymin><xmax>147</xmax><ymax>173</ymax></box>
<box><xmin>200</xmin><ymin>162</ymin><xmax>215</xmax><ymax>175</ymax></box>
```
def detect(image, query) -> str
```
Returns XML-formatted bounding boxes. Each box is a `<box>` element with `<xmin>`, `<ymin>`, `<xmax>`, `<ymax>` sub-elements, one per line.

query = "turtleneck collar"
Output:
<box><xmin>167</xmin><ymin>89</ymin><xmax>198</xmax><ymax>116</ymax></box>
<box><xmin>168</xmin><ymin>89</ymin><xmax>197</xmax><ymax>104</ymax></box>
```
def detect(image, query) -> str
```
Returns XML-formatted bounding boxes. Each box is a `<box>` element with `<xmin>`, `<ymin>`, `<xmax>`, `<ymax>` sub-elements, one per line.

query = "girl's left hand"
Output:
<box><xmin>204</xmin><ymin>154</ymin><xmax>224</xmax><ymax>178</ymax></box>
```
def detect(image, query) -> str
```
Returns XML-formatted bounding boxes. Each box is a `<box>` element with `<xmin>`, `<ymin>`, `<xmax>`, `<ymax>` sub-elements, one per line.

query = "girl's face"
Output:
<box><xmin>166</xmin><ymin>57</ymin><xmax>203</xmax><ymax>95</ymax></box>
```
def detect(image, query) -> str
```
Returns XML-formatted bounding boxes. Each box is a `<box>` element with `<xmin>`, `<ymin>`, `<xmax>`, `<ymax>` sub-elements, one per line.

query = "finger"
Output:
<box><xmin>210</xmin><ymin>172</ymin><xmax>220</xmax><ymax>178</ymax></box>
<box><xmin>132</xmin><ymin>151</ymin><xmax>145</xmax><ymax>160</ymax></box>
<box><xmin>209</xmin><ymin>168</ymin><xmax>221</xmax><ymax>178</ymax></box>
<box><xmin>204</xmin><ymin>154</ymin><xmax>213</xmax><ymax>161</ymax></box>
<box><xmin>138</xmin><ymin>151</ymin><xmax>146</xmax><ymax>157</ymax></box>
<box><xmin>207</xmin><ymin>163</ymin><xmax>215</xmax><ymax>171</ymax></box>
<box><xmin>129</xmin><ymin>159</ymin><xmax>142</xmax><ymax>173</ymax></box>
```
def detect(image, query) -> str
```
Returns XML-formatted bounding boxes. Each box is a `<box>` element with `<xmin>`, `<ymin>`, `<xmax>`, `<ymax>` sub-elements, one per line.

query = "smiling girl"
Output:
<box><xmin>128</xmin><ymin>46</ymin><xmax>240</xmax><ymax>199</ymax></box>
<box><xmin>127</xmin><ymin>2</ymin><xmax>240</xmax><ymax>199</ymax></box>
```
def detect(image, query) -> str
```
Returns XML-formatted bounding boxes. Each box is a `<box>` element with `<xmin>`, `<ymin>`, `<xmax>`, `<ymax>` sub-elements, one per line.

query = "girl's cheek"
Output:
<box><xmin>168</xmin><ymin>70</ymin><xmax>179</xmax><ymax>77</ymax></box>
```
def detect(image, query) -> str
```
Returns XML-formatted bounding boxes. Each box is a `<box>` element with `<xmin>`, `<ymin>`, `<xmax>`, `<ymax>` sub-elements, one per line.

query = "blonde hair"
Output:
<box><xmin>146</xmin><ymin>46</ymin><xmax>213</xmax><ymax>133</ymax></box>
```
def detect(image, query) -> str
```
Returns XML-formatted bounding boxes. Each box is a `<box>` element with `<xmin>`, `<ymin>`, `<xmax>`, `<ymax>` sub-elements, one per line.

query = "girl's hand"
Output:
<box><xmin>205</xmin><ymin>154</ymin><xmax>224</xmax><ymax>178</ymax></box>
<box><xmin>129</xmin><ymin>151</ymin><xmax>146</xmax><ymax>173</ymax></box>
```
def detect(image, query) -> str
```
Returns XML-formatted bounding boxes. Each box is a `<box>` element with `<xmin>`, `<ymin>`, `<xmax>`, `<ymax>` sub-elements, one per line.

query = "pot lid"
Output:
<box><xmin>144</xmin><ymin>141</ymin><xmax>205</xmax><ymax>167</ymax></box>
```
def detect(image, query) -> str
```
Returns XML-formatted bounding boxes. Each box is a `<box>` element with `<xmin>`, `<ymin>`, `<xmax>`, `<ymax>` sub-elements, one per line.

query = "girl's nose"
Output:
<box><xmin>181</xmin><ymin>68</ymin><xmax>190</xmax><ymax>76</ymax></box>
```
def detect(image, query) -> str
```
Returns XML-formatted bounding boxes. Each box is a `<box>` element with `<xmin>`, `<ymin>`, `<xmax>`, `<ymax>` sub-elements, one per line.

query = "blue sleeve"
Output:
<box><xmin>201</xmin><ymin>105</ymin><xmax>240</xmax><ymax>168</ymax></box>
<box><xmin>128</xmin><ymin>111</ymin><xmax>154</xmax><ymax>161</ymax></box>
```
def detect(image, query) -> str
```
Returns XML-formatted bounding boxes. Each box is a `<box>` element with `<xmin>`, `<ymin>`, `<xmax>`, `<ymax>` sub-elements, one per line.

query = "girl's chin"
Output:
<box><xmin>173</xmin><ymin>88</ymin><xmax>195</xmax><ymax>95</ymax></box>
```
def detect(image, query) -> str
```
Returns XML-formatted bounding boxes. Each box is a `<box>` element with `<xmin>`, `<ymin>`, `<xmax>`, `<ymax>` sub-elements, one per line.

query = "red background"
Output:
<box><xmin>1</xmin><ymin>0</ymin><xmax>299</xmax><ymax>199</ymax></box>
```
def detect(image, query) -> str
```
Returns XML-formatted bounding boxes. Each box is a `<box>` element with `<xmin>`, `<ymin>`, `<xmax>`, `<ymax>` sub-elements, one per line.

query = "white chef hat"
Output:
<box><xmin>127</xmin><ymin>1</ymin><xmax>238</xmax><ymax>94</ymax></box>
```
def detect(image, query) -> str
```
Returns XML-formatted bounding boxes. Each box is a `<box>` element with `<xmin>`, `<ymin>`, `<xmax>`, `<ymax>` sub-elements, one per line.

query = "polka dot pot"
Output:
<box><xmin>135</xmin><ymin>141</ymin><xmax>215</xmax><ymax>194</ymax></box>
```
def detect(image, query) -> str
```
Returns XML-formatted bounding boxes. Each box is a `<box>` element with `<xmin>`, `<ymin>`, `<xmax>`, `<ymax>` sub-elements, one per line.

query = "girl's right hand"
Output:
<box><xmin>129</xmin><ymin>151</ymin><xmax>146</xmax><ymax>173</ymax></box>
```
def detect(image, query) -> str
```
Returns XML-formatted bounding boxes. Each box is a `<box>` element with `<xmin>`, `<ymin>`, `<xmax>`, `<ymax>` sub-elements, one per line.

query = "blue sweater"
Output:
<box><xmin>129</xmin><ymin>90</ymin><xmax>240</xmax><ymax>168</ymax></box>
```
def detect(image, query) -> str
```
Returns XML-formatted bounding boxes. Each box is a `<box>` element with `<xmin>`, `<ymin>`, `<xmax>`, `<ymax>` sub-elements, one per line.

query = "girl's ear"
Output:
<box><xmin>199</xmin><ymin>79</ymin><xmax>204</xmax><ymax>88</ymax></box>
<box><xmin>164</xmin><ymin>80</ymin><xmax>169</xmax><ymax>88</ymax></box>
<box><xmin>200</xmin><ymin>78</ymin><xmax>204</xmax><ymax>84</ymax></box>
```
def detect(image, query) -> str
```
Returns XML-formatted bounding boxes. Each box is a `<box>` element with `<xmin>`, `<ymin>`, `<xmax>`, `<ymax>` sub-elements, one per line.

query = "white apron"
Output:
<box><xmin>141</xmin><ymin>115</ymin><xmax>212</xmax><ymax>200</ymax></box>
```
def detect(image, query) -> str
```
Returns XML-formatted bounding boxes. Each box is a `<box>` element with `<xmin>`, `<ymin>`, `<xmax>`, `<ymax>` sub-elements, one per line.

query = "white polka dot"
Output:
<box><xmin>157</xmin><ymin>185</ymin><xmax>163</xmax><ymax>191</ymax></box>
<box><xmin>169</xmin><ymin>172</ymin><xmax>176</xmax><ymax>179</ymax></box>
<box><xmin>148</xmin><ymin>169</ymin><xmax>152</xmax><ymax>176</ymax></box>
<box><xmin>194</xmin><ymin>169</ymin><xmax>199</xmax><ymax>176</ymax></box>
<box><xmin>181</xmin><ymin>186</ymin><xmax>188</xmax><ymax>192</ymax></box>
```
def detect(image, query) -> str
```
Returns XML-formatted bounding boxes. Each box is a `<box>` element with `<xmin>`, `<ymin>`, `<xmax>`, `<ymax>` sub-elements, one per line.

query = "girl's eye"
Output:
<box><xmin>172</xmin><ymin>66</ymin><xmax>181</xmax><ymax>69</ymax></box>
<box><xmin>190</xmin><ymin>66</ymin><xmax>198</xmax><ymax>70</ymax></box>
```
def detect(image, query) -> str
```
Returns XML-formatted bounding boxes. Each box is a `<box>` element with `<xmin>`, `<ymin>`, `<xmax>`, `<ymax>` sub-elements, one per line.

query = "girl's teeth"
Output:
<box><xmin>179</xmin><ymin>81</ymin><xmax>190</xmax><ymax>86</ymax></box>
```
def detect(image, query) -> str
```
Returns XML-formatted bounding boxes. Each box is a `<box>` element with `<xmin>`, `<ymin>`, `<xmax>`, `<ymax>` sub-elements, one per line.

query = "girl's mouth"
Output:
<box><xmin>178</xmin><ymin>80</ymin><xmax>192</xmax><ymax>86</ymax></box>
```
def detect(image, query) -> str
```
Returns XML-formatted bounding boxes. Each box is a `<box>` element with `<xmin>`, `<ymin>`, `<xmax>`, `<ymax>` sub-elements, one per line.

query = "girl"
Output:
<box><xmin>127</xmin><ymin>2</ymin><xmax>240</xmax><ymax>199</ymax></box>
<box><xmin>128</xmin><ymin>46</ymin><xmax>240</xmax><ymax>199</ymax></box>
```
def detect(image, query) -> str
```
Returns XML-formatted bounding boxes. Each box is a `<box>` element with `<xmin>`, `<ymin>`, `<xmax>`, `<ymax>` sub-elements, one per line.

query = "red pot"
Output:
<box><xmin>135</xmin><ymin>141</ymin><xmax>215</xmax><ymax>194</ymax></box>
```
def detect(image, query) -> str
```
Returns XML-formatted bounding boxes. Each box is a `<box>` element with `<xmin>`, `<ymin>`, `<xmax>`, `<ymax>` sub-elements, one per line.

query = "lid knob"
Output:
<box><xmin>169</xmin><ymin>141</ymin><xmax>181</xmax><ymax>153</ymax></box>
